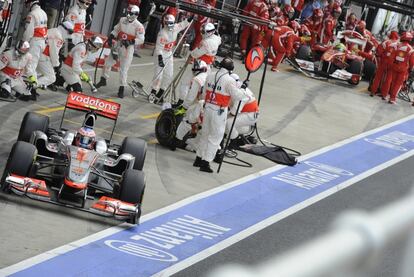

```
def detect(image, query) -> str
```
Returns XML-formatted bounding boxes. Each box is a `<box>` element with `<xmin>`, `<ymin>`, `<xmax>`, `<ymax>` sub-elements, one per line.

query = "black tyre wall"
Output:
<box><xmin>119</xmin><ymin>169</ymin><xmax>146</xmax><ymax>204</ymax></box>
<box><xmin>1</xmin><ymin>141</ymin><xmax>37</xmax><ymax>184</ymax></box>
<box><xmin>155</xmin><ymin>109</ymin><xmax>183</xmax><ymax>147</ymax></box>
<box><xmin>120</xmin><ymin>137</ymin><xmax>147</xmax><ymax>171</ymax></box>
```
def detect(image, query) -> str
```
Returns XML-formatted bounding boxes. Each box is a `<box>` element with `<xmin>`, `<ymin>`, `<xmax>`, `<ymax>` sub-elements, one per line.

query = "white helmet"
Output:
<box><xmin>87</xmin><ymin>36</ymin><xmax>104</xmax><ymax>53</ymax></box>
<box><xmin>230</xmin><ymin>73</ymin><xmax>242</xmax><ymax>88</ymax></box>
<box><xmin>15</xmin><ymin>40</ymin><xmax>30</xmax><ymax>56</ymax></box>
<box><xmin>164</xmin><ymin>14</ymin><xmax>175</xmax><ymax>31</ymax></box>
<box><xmin>201</xmin><ymin>23</ymin><xmax>215</xmax><ymax>38</ymax></box>
<box><xmin>77</xmin><ymin>0</ymin><xmax>92</xmax><ymax>10</ymax></box>
<box><xmin>127</xmin><ymin>5</ymin><xmax>140</xmax><ymax>22</ymax></box>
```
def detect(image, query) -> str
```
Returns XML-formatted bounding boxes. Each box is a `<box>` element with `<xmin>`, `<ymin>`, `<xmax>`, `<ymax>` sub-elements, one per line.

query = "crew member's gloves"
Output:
<box><xmin>53</xmin><ymin>66</ymin><xmax>60</xmax><ymax>74</ymax></box>
<box><xmin>28</xmin><ymin>75</ymin><xmax>37</xmax><ymax>85</ymax></box>
<box><xmin>107</xmin><ymin>33</ymin><xmax>115</xmax><ymax>48</ymax></box>
<box><xmin>174</xmin><ymin>105</ymin><xmax>187</xmax><ymax>116</ymax></box>
<box><xmin>80</xmin><ymin>72</ymin><xmax>90</xmax><ymax>82</ymax></box>
<box><xmin>128</xmin><ymin>39</ymin><xmax>135</xmax><ymax>46</ymax></box>
<box><xmin>187</xmin><ymin>15</ymin><xmax>194</xmax><ymax>22</ymax></box>
<box><xmin>241</xmin><ymin>80</ymin><xmax>249</xmax><ymax>89</ymax></box>
<box><xmin>158</xmin><ymin>55</ymin><xmax>165</xmax><ymax>67</ymax></box>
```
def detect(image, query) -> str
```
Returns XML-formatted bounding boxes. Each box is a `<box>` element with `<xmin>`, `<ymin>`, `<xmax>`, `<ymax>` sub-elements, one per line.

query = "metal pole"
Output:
<box><xmin>257</xmin><ymin>23</ymin><xmax>275</xmax><ymax>106</ymax></box>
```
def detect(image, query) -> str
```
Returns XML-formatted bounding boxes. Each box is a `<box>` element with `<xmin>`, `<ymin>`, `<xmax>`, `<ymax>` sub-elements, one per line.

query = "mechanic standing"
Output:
<box><xmin>149</xmin><ymin>14</ymin><xmax>192</xmax><ymax>103</ymax></box>
<box><xmin>191</xmin><ymin>0</ymin><xmax>216</xmax><ymax>50</ymax></box>
<box><xmin>94</xmin><ymin>5</ymin><xmax>145</xmax><ymax>98</ymax></box>
<box><xmin>369</xmin><ymin>31</ymin><xmax>399</xmax><ymax>96</ymax></box>
<box><xmin>66</xmin><ymin>0</ymin><xmax>91</xmax><ymax>45</ymax></box>
<box><xmin>0</xmin><ymin>41</ymin><xmax>37</xmax><ymax>101</ymax></box>
<box><xmin>37</xmin><ymin>21</ymin><xmax>74</xmax><ymax>90</ymax></box>
<box><xmin>304</xmin><ymin>8</ymin><xmax>324</xmax><ymax>47</ymax></box>
<box><xmin>176</xmin><ymin>22</ymin><xmax>221</xmax><ymax>107</ymax></box>
<box><xmin>194</xmin><ymin>57</ymin><xmax>245</xmax><ymax>173</ymax></box>
<box><xmin>61</xmin><ymin>36</ymin><xmax>104</xmax><ymax>92</ymax></box>
<box><xmin>239</xmin><ymin>0</ymin><xmax>269</xmax><ymax>59</ymax></box>
<box><xmin>22</xmin><ymin>0</ymin><xmax>48</xmax><ymax>88</ymax></box>
<box><xmin>381</xmin><ymin>32</ymin><xmax>414</xmax><ymax>104</ymax></box>
<box><xmin>171</xmin><ymin>60</ymin><xmax>209</xmax><ymax>151</ymax></box>
<box><xmin>225</xmin><ymin>73</ymin><xmax>259</xmax><ymax>148</ymax></box>
<box><xmin>320</xmin><ymin>4</ymin><xmax>341</xmax><ymax>45</ymax></box>
<box><xmin>270</xmin><ymin>24</ymin><xmax>300</xmax><ymax>72</ymax></box>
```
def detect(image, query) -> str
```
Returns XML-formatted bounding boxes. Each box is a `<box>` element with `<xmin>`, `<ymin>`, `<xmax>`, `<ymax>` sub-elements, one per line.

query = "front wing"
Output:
<box><xmin>4</xmin><ymin>175</ymin><xmax>141</xmax><ymax>224</ymax></box>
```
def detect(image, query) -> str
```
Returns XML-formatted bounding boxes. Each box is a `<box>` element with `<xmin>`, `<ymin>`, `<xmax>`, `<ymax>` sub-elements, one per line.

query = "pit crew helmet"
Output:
<box><xmin>400</xmin><ymin>31</ymin><xmax>413</xmax><ymax>42</ymax></box>
<box><xmin>219</xmin><ymin>57</ymin><xmax>234</xmax><ymax>72</ymax></box>
<box><xmin>15</xmin><ymin>40</ymin><xmax>30</xmax><ymax>56</ymax></box>
<box><xmin>127</xmin><ymin>5</ymin><xmax>140</xmax><ymax>22</ymax></box>
<box><xmin>388</xmin><ymin>30</ymin><xmax>399</xmax><ymax>40</ymax></box>
<box><xmin>77</xmin><ymin>0</ymin><xmax>92</xmax><ymax>10</ymax></box>
<box><xmin>356</xmin><ymin>20</ymin><xmax>366</xmax><ymax>34</ymax></box>
<box><xmin>283</xmin><ymin>5</ymin><xmax>295</xmax><ymax>19</ymax></box>
<box><xmin>164</xmin><ymin>14</ymin><xmax>175</xmax><ymax>31</ymax></box>
<box><xmin>87</xmin><ymin>36</ymin><xmax>104</xmax><ymax>53</ymax></box>
<box><xmin>201</xmin><ymin>23</ymin><xmax>215</xmax><ymax>39</ymax></box>
<box><xmin>332</xmin><ymin>4</ymin><xmax>342</xmax><ymax>18</ymax></box>
<box><xmin>25</xmin><ymin>0</ymin><xmax>40</xmax><ymax>8</ymax></box>
<box><xmin>192</xmin><ymin>60</ymin><xmax>208</xmax><ymax>74</ymax></box>
<box><xmin>312</xmin><ymin>8</ymin><xmax>323</xmax><ymax>23</ymax></box>
<box><xmin>289</xmin><ymin>20</ymin><xmax>300</xmax><ymax>33</ymax></box>
<box><xmin>75</xmin><ymin>127</ymin><xmax>96</xmax><ymax>150</ymax></box>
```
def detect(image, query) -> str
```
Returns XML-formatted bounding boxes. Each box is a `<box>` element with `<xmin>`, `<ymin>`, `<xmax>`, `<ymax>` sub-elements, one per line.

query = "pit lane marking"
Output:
<box><xmin>140</xmin><ymin>113</ymin><xmax>160</xmax><ymax>119</ymax></box>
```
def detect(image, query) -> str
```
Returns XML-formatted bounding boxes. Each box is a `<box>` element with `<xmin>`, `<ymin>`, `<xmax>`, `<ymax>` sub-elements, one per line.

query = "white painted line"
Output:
<box><xmin>2</xmin><ymin>113</ymin><xmax>414</xmax><ymax>276</ymax></box>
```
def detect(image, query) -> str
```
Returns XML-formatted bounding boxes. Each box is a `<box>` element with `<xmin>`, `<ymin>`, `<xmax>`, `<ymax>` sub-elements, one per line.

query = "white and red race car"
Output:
<box><xmin>1</xmin><ymin>92</ymin><xmax>147</xmax><ymax>224</ymax></box>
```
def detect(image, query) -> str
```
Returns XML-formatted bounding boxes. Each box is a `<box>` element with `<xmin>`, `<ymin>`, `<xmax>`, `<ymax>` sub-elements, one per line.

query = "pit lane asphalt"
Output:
<box><xmin>1</xmin><ymin>48</ymin><xmax>413</xmax><ymax>271</ymax></box>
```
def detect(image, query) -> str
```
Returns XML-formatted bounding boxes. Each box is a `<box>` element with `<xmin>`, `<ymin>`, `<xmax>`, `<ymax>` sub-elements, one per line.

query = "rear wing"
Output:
<box><xmin>65</xmin><ymin>92</ymin><xmax>120</xmax><ymax>120</ymax></box>
<box><xmin>61</xmin><ymin>92</ymin><xmax>121</xmax><ymax>142</ymax></box>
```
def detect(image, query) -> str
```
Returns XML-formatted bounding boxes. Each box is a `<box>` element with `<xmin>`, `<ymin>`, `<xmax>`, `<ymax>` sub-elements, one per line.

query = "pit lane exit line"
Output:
<box><xmin>3</xmin><ymin>114</ymin><xmax>414</xmax><ymax>277</ymax></box>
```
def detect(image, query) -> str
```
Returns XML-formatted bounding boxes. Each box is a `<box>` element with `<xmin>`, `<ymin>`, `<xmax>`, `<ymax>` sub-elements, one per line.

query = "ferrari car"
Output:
<box><xmin>1</xmin><ymin>92</ymin><xmax>147</xmax><ymax>224</ymax></box>
<box><xmin>291</xmin><ymin>30</ymin><xmax>377</xmax><ymax>85</ymax></box>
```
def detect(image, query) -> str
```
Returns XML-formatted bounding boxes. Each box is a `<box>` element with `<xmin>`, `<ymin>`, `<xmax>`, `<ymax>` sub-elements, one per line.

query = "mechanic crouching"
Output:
<box><xmin>194</xmin><ymin>57</ymin><xmax>246</xmax><ymax>173</ymax></box>
<box><xmin>225</xmin><ymin>73</ymin><xmax>259</xmax><ymax>149</ymax></box>
<box><xmin>0</xmin><ymin>41</ymin><xmax>38</xmax><ymax>101</ymax></box>
<box><xmin>61</xmin><ymin>36</ymin><xmax>104</xmax><ymax>92</ymax></box>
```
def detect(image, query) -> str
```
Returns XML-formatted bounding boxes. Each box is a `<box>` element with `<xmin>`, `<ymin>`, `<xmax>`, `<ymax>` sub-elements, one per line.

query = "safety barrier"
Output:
<box><xmin>209</xmin><ymin>189</ymin><xmax>414</xmax><ymax>277</ymax></box>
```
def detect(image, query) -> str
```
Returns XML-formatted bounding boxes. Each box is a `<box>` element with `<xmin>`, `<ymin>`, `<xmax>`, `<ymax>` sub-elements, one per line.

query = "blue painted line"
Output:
<box><xmin>8</xmin><ymin>116</ymin><xmax>414</xmax><ymax>277</ymax></box>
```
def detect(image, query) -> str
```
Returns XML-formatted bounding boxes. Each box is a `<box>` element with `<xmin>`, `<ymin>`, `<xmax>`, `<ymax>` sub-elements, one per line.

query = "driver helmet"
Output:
<box><xmin>77</xmin><ymin>0</ymin><xmax>92</xmax><ymax>10</ymax></box>
<box><xmin>87</xmin><ymin>36</ymin><xmax>104</xmax><ymax>53</ymax></box>
<box><xmin>201</xmin><ymin>22</ymin><xmax>216</xmax><ymax>39</ymax></box>
<box><xmin>15</xmin><ymin>40</ymin><xmax>30</xmax><ymax>57</ymax></box>
<box><xmin>334</xmin><ymin>42</ymin><xmax>346</xmax><ymax>52</ymax></box>
<box><xmin>192</xmin><ymin>60</ymin><xmax>208</xmax><ymax>74</ymax></box>
<box><xmin>75</xmin><ymin>127</ymin><xmax>96</xmax><ymax>150</ymax></box>
<box><xmin>127</xmin><ymin>5</ymin><xmax>140</xmax><ymax>22</ymax></box>
<box><xmin>164</xmin><ymin>14</ymin><xmax>175</xmax><ymax>31</ymax></box>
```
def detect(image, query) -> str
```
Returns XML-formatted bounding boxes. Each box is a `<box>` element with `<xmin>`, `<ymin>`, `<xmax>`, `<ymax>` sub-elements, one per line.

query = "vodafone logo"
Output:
<box><xmin>105</xmin><ymin>240</ymin><xmax>178</xmax><ymax>262</ymax></box>
<box><xmin>69</xmin><ymin>93</ymin><xmax>119</xmax><ymax>113</ymax></box>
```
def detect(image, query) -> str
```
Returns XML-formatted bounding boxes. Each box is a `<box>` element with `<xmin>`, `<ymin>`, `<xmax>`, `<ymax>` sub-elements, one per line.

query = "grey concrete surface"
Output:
<box><xmin>174</xmin><ymin>155</ymin><xmax>414</xmax><ymax>277</ymax></box>
<box><xmin>1</xmin><ymin>47</ymin><xmax>413</xmax><ymax>269</ymax></box>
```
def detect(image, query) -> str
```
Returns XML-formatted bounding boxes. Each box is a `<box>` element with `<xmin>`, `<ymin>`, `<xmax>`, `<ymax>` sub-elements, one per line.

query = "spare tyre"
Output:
<box><xmin>155</xmin><ymin>108</ymin><xmax>183</xmax><ymax>147</ymax></box>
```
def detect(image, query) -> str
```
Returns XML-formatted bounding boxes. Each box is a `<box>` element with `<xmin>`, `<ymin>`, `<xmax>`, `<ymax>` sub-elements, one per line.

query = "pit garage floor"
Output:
<box><xmin>0</xmin><ymin>48</ymin><xmax>413</xmax><ymax>271</ymax></box>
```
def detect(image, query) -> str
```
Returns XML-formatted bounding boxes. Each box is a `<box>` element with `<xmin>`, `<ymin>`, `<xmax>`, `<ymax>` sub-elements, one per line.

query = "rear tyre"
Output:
<box><xmin>296</xmin><ymin>45</ymin><xmax>312</xmax><ymax>61</ymax></box>
<box><xmin>1</xmin><ymin>141</ymin><xmax>37</xmax><ymax>190</ymax></box>
<box><xmin>17</xmin><ymin>112</ymin><xmax>49</xmax><ymax>142</ymax></box>
<box><xmin>120</xmin><ymin>137</ymin><xmax>147</xmax><ymax>171</ymax></box>
<box><xmin>119</xmin><ymin>169</ymin><xmax>146</xmax><ymax>224</ymax></box>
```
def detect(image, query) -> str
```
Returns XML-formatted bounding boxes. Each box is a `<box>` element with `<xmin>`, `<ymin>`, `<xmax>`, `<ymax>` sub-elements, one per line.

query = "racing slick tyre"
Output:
<box><xmin>1</xmin><ymin>141</ymin><xmax>37</xmax><ymax>190</ymax></box>
<box><xmin>347</xmin><ymin>60</ymin><xmax>363</xmax><ymax>85</ymax></box>
<box><xmin>155</xmin><ymin>108</ymin><xmax>183</xmax><ymax>148</ymax></box>
<box><xmin>120</xmin><ymin>137</ymin><xmax>147</xmax><ymax>171</ymax></box>
<box><xmin>119</xmin><ymin>169</ymin><xmax>145</xmax><ymax>224</ymax></box>
<box><xmin>363</xmin><ymin>60</ymin><xmax>376</xmax><ymax>81</ymax></box>
<box><xmin>17</xmin><ymin>112</ymin><xmax>49</xmax><ymax>142</ymax></box>
<box><xmin>296</xmin><ymin>45</ymin><xmax>312</xmax><ymax>61</ymax></box>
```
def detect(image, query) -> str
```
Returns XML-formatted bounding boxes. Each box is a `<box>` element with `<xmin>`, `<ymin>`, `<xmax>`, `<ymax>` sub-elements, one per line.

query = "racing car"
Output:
<box><xmin>1</xmin><ymin>92</ymin><xmax>147</xmax><ymax>224</ymax></box>
<box><xmin>291</xmin><ymin>30</ymin><xmax>377</xmax><ymax>85</ymax></box>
